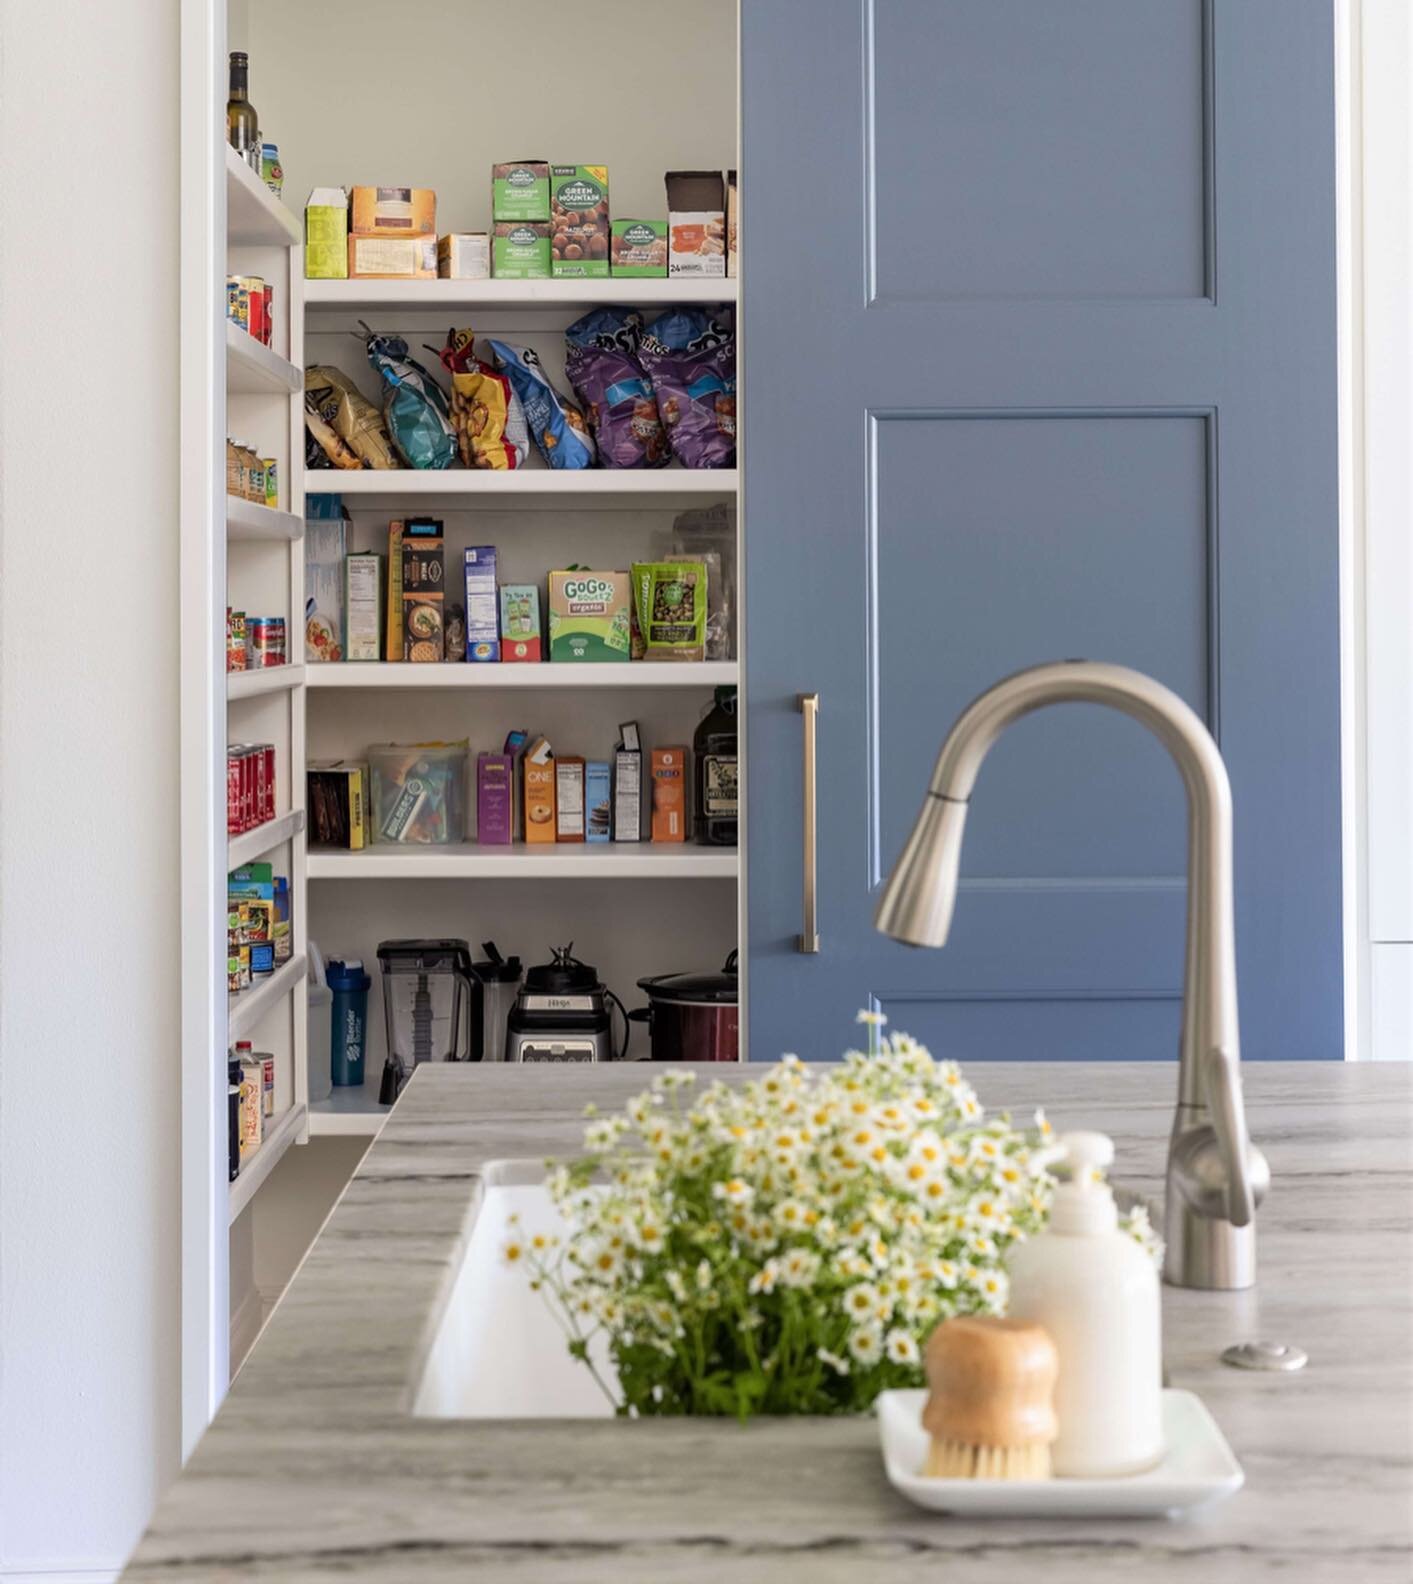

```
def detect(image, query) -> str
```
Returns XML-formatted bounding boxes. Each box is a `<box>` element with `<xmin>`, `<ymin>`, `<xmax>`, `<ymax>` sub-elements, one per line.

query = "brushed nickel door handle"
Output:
<box><xmin>798</xmin><ymin>692</ymin><xmax>819</xmax><ymax>953</ymax></box>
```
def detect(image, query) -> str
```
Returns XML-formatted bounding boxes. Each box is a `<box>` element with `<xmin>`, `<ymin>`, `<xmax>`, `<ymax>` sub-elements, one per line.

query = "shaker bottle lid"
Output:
<box><xmin>474</xmin><ymin>940</ymin><xmax>523</xmax><ymax>982</ymax></box>
<box><xmin>326</xmin><ymin>958</ymin><xmax>371</xmax><ymax>990</ymax></box>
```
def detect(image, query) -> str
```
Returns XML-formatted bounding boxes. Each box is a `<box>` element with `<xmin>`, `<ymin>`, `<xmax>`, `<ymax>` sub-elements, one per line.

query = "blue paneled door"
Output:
<box><xmin>742</xmin><ymin>1</ymin><xmax>1340</xmax><ymax>1062</ymax></box>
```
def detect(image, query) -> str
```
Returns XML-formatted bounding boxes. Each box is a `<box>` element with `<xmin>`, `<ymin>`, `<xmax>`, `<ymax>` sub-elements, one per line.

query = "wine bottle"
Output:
<box><xmin>227</xmin><ymin>52</ymin><xmax>259</xmax><ymax>171</ymax></box>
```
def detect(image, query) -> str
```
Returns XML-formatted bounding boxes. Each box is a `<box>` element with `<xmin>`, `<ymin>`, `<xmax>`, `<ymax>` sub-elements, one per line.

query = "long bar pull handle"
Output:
<box><xmin>798</xmin><ymin>692</ymin><xmax>820</xmax><ymax>953</ymax></box>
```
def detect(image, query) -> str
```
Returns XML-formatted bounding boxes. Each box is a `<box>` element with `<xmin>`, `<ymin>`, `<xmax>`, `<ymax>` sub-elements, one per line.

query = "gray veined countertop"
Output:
<box><xmin>124</xmin><ymin>1063</ymin><xmax>1413</xmax><ymax>1581</ymax></box>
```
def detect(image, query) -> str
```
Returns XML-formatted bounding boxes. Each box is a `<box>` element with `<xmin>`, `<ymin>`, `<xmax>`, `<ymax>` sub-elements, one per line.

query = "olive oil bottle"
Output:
<box><xmin>227</xmin><ymin>52</ymin><xmax>259</xmax><ymax>171</ymax></box>
<box><xmin>693</xmin><ymin>686</ymin><xmax>738</xmax><ymax>846</ymax></box>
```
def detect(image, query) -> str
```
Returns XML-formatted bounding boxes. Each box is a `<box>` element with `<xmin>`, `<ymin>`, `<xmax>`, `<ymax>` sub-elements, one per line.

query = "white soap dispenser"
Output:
<box><xmin>1007</xmin><ymin>1131</ymin><xmax>1163</xmax><ymax>1477</ymax></box>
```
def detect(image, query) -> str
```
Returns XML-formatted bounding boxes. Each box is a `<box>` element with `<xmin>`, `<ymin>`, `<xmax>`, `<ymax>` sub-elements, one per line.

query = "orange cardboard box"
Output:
<box><xmin>651</xmin><ymin>747</ymin><xmax>687</xmax><ymax>843</ymax></box>
<box><xmin>350</xmin><ymin>185</ymin><xmax>436</xmax><ymax>237</ymax></box>
<box><xmin>524</xmin><ymin>737</ymin><xmax>556</xmax><ymax>843</ymax></box>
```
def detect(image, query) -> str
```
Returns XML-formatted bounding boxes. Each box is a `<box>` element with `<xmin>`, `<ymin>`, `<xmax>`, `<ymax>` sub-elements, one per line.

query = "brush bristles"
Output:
<box><xmin>924</xmin><ymin>1438</ymin><xmax>1052</xmax><ymax>1481</ymax></box>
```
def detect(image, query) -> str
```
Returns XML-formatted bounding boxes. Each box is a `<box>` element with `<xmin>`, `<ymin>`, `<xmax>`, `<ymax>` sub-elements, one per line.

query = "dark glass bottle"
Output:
<box><xmin>693</xmin><ymin>685</ymin><xmax>738</xmax><ymax>846</ymax></box>
<box><xmin>226</xmin><ymin>52</ymin><xmax>259</xmax><ymax>169</ymax></box>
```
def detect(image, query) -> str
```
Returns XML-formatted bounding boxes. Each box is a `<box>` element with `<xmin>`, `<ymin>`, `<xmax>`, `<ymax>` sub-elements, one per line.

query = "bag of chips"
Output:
<box><xmin>486</xmin><ymin>339</ymin><xmax>596</xmax><ymax>470</ymax></box>
<box><xmin>304</xmin><ymin>364</ymin><xmax>397</xmax><ymax>469</ymax></box>
<box><xmin>433</xmin><ymin>328</ymin><xmax>530</xmax><ymax>471</ymax></box>
<box><xmin>636</xmin><ymin>335</ymin><xmax>736</xmax><ymax>470</ymax></box>
<box><xmin>644</xmin><ymin>305</ymin><xmax>735</xmax><ymax>353</ymax></box>
<box><xmin>361</xmin><ymin>326</ymin><xmax>456</xmax><ymax>471</ymax></box>
<box><xmin>564</xmin><ymin>308</ymin><xmax>668</xmax><ymax>470</ymax></box>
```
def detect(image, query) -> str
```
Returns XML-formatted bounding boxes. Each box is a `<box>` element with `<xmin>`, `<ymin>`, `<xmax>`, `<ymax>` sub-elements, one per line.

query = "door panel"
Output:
<box><xmin>742</xmin><ymin>0</ymin><xmax>1341</xmax><ymax>1063</ymax></box>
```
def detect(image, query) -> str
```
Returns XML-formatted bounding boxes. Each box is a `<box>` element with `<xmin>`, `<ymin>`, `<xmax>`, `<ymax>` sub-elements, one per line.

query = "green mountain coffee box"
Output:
<box><xmin>548</xmin><ymin>570</ymin><xmax>630</xmax><ymax>662</ymax></box>
<box><xmin>610</xmin><ymin>219</ymin><xmax>668</xmax><ymax>278</ymax></box>
<box><xmin>492</xmin><ymin>222</ymin><xmax>550</xmax><ymax>279</ymax></box>
<box><xmin>491</xmin><ymin>160</ymin><xmax>549</xmax><ymax>222</ymax></box>
<box><xmin>550</xmin><ymin>165</ymin><xmax>610</xmax><ymax>278</ymax></box>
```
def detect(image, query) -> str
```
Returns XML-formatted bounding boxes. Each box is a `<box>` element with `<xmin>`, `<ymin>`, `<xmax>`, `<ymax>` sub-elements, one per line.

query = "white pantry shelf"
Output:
<box><xmin>228</xmin><ymin>809</ymin><xmax>305</xmax><ymax>871</ymax></box>
<box><xmin>225</xmin><ymin>145</ymin><xmax>301</xmax><ymax>247</ymax></box>
<box><xmin>308</xmin><ymin>1078</ymin><xmax>391</xmax><ymax>1138</ymax></box>
<box><xmin>307</xmin><ymin>843</ymin><xmax>739</xmax><ymax>881</ymax></box>
<box><xmin>228</xmin><ymin>664</ymin><xmax>305</xmax><ymax>701</ymax></box>
<box><xmin>228</xmin><ymin>1102</ymin><xmax>307</xmax><ymax>1222</ymax></box>
<box><xmin>229</xmin><ymin>953</ymin><xmax>307</xmax><ymax>1040</ymax></box>
<box><xmin>227</xmin><ymin>323</ymin><xmax>302</xmax><ymax>395</ymax></box>
<box><xmin>303</xmin><ymin>277</ymin><xmax>736</xmax><ymax>314</ymax></box>
<box><xmin>305</xmin><ymin>661</ymin><xmax>738</xmax><ymax>691</ymax></box>
<box><xmin>226</xmin><ymin>496</ymin><xmax>304</xmax><ymax>543</ymax></box>
<box><xmin>311</xmin><ymin>467</ymin><xmax>736</xmax><ymax>502</ymax></box>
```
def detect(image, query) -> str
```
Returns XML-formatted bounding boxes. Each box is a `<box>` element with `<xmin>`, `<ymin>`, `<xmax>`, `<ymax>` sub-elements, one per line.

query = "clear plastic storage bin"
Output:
<box><xmin>367</xmin><ymin>741</ymin><xmax>469</xmax><ymax>846</ymax></box>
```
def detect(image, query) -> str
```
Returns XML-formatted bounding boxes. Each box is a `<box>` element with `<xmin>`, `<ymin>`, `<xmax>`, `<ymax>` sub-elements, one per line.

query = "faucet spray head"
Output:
<box><xmin>874</xmin><ymin>793</ymin><xmax>970</xmax><ymax>948</ymax></box>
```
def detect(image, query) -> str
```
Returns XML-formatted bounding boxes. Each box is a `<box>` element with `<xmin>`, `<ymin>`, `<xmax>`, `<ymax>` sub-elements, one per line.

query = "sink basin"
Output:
<box><xmin>412</xmin><ymin>1160</ymin><xmax>618</xmax><ymax>1419</ymax></box>
<box><xmin>411</xmin><ymin>1159</ymin><xmax>1156</xmax><ymax>1420</ymax></box>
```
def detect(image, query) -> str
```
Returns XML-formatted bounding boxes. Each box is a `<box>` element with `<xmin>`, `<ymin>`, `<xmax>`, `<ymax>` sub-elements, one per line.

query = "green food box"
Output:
<box><xmin>492</xmin><ymin>222</ymin><xmax>550</xmax><ymax>279</ymax></box>
<box><xmin>491</xmin><ymin>160</ymin><xmax>550</xmax><ymax>222</ymax></box>
<box><xmin>610</xmin><ymin>218</ymin><xmax>668</xmax><ymax>277</ymax></box>
<box><xmin>548</xmin><ymin>571</ymin><xmax>631</xmax><ymax>663</ymax></box>
<box><xmin>550</xmin><ymin>165</ymin><xmax>610</xmax><ymax>278</ymax></box>
<box><xmin>304</xmin><ymin>186</ymin><xmax>348</xmax><ymax>279</ymax></box>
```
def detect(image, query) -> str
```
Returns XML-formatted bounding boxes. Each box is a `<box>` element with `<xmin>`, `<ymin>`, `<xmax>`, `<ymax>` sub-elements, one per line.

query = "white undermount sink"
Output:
<box><xmin>412</xmin><ymin>1160</ymin><xmax>618</xmax><ymax>1419</ymax></box>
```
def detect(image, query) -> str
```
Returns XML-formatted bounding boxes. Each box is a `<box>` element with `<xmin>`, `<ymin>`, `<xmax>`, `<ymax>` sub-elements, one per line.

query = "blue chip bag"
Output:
<box><xmin>362</xmin><ymin>326</ymin><xmax>456</xmax><ymax>471</ymax></box>
<box><xmin>486</xmin><ymin>340</ymin><xmax>596</xmax><ymax>470</ymax></box>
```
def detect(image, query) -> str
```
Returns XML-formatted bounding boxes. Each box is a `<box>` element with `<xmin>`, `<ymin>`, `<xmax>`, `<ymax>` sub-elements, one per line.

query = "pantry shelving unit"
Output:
<box><xmin>227</xmin><ymin>662</ymin><xmax>306</xmax><ymax>700</ymax></box>
<box><xmin>327</xmin><ymin>467</ymin><xmax>738</xmax><ymax>500</ymax></box>
<box><xmin>305</xmin><ymin>661</ymin><xmax>739</xmax><ymax>690</ymax></box>
<box><xmin>307</xmin><ymin>844</ymin><xmax>740</xmax><ymax>880</ymax></box>
<box><xmin>226</xmin><ymin>496</ymin><xmax>305</xmax><ymax>543</ymax></box>
<box><xmin>228</xmin><ymin>807</ymin><xmax>306</xmax><ymax>871</ymax></box>
<box><xmin>227</xmin><ymin>1102</ymin><xmax>308</xmax><ymax>1223</ymax></box>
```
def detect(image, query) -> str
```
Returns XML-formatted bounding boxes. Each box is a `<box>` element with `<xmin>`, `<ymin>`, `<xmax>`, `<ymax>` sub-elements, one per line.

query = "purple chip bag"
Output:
<box><xmin>637</xmin><ymin>336</ymin><xmax>737</xmax><ymax>470</ymax></box>
<box><xmin>564</xmin><ymin>309</ymin><xmax>668</xmax><ymax>470</ymax></box>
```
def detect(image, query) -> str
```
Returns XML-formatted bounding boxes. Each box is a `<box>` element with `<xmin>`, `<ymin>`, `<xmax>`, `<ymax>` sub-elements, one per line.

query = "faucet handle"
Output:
<box><xmin>1204</xmin><ymin>1046</ymin><xmax>1256</xmax><ymax>1227</ymax></box>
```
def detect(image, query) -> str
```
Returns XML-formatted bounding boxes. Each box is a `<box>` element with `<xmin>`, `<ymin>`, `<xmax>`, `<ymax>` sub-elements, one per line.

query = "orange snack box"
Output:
<box><xmin>651</xmin><ymin>747</ymin><xmax>687</xmax><ymax>843</ymax></box>
<box><xmin>349</xmin><ymin>185</ymin><xmax>436</xmax><ymax>237</ymax></box>
<box><xmin>524</xmin><ymin>737</ymin><xmax>556</xmax><ymax>844</ymax></box>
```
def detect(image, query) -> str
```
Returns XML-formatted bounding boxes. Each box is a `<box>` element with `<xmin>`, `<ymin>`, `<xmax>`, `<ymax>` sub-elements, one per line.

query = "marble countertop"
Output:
<box><xmin>125</xmin><ymin>1062</ymin><xmax>1413</xmax><ymax>1581</ymax></box>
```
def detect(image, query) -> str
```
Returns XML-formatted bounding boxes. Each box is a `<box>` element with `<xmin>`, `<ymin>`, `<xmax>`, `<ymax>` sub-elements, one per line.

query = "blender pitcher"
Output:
<box><xmin>375</xmin><ymin>939</ymin><xmax>483</xmax><ymax>1105</ymax></box>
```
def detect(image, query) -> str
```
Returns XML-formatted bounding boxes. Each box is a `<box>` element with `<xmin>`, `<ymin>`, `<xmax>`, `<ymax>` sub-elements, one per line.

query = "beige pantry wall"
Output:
<box><xmin>243</xmin><ymin>0</ymin><xmax>738</xmax><ymax>234</ymax></box>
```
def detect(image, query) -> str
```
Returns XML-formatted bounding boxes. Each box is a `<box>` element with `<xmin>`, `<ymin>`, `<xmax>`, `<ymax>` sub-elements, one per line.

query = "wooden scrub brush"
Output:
<box><xmin>921</xmin><ymin>1315</ymin><xmax>1059</xmax><ymax>1480</ymax></box>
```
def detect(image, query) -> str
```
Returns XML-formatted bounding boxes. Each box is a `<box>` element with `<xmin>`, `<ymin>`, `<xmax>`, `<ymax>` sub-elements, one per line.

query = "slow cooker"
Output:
<box><xmin>633</xmin><ymin>950</ymin><xmax>738</xmax><ymax>1062</ymax></box>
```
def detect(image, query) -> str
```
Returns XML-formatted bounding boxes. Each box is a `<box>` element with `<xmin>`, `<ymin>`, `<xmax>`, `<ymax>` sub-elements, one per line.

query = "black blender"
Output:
<box><xmin>375</xmin><ymin>939</ymin><xmax>483</xmax><ymax>1104</ymax></box>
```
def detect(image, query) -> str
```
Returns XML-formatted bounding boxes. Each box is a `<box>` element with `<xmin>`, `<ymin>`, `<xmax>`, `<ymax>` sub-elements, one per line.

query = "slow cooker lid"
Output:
<box><xmin>638</xmin><ymin>957</ymin><xmax>739</xmax><ymax>1005</ymax></box>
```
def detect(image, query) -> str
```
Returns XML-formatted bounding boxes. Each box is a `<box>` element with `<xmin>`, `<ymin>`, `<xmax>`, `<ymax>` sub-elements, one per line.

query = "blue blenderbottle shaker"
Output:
<box><xmin>327</xmin><ymin>958</ymin><xmax>371</xmax><ymax>1087</ymax></box>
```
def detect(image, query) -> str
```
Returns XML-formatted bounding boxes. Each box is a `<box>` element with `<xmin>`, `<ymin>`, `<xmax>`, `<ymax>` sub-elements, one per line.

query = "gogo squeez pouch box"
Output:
<box><xmin>548</xmin><ymin>571</ymin><xmax>630</xmax><ymax>662</ymax></box>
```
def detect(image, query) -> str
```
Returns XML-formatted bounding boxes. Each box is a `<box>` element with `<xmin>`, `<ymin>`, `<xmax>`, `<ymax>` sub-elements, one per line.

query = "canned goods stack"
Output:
<box><xmin>227</xmin><ymin>743</ymin><xmax>276</xmax><ymax>834</ymax></box>
<box><xmin>227</xmin><ymin>611</ymin><xmax>287</xmax><ymax>672</ymax></box>
<box><xmin>226</xmin><ymin>274</ymin><xmax>274</xmax><ymax>347</ymax></box>
<box><xmin>227</xmin><ymin>867</ymin><xmax>291</xmax><ymax>994</ymax></box>
<box><xmin>226</xmin><ymin>439</ymin><xmax>278</xmax><ymax>509</ymax></box>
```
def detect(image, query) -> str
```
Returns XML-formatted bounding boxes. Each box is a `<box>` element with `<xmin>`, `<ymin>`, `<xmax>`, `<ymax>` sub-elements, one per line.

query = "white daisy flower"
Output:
<box><xmin>856</xmin><ymin>1009</ymin><xmax>889</xmax><ymax>1027</ymax></box>
<box><xmin>695</xmin><ymin>1259</ymin><xmax>714</xmax><ymax>1291</ymax></box>
<box><xmin>848</xmin><ymin>1324</ymin><xmax>883</xmax><ymax>1365</ymax></box>
<box><xmin>712</xmin><ymin>1177</ymin><xmax>755</xmax><ymax>1206</ymax></box>
<box><xmin>780</xmin><ymin>1248</ymin><xmax>821</xmax><ymax>1289</ymax></box>
<box><xmin>748</xmin><ymin>1260</ymin><xmax>781</xmax><ymax>1296</ymax></box>
<box><xmin>817</xmin><ymin>1347</ymin><xmax>851</xmax><ymax>1376</ymax></box>
<box><xmin>936</xmin><ymin>1258</ymin><xmax>959</xmax><ymax>1288</ymax></box>
<box><xmin>843</xmin><ymin>1282</ymin><xmax>882</xmax><ymax>1320</ymax></box>
<box><xmin>885</xmin><ymin>1328</ymin><xmax>920</xmax><ymax>1366</ymax></box>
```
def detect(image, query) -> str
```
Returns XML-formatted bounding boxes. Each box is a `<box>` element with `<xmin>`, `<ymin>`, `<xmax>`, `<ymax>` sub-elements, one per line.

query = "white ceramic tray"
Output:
<box><xmin>877</xmin><ymin>1388</ymin><xmax>1244</xmax><ymax>1518</ymax></box>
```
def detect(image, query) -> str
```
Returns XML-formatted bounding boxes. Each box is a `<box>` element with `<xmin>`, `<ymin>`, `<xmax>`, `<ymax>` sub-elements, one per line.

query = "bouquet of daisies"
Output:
<box><xmin>509</xmin><ymin>1019</ymin><xmax>1159</xmax><ymax>1418</ymax></box>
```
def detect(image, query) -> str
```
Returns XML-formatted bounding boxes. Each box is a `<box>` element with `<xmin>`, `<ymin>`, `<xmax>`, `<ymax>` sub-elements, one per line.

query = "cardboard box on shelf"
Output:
<box><xmin>726</xmin><ymin>170</ymin><xmax>737</xmax><ymax>278</ymax></box>
<box><xmin>304</xmin><ymin>510</ymin><xmax>346</xmax><ymax>662</ymax></box>
<box><xmin>586</xmin><ymin>761</ymin><xmax>612</xmax><ymax>843</ymax></box>
<box><xmin>345</xmin><ymin>553</ymin><xmax>382</xmax><ymax>662</ymax></box>
<box><xmin>499</xmin><ymin>584</ymin><xmax>541</xmax><ymax>663</ymax></box>
<box><xmin>350</xmin><ymin>185</ymin><xmax>436</xmax><ymax>236</ymax></box>
<box><xmin>463</xmin><ymin>546</ymin><xmax>499</xmax><ymax>662</ymax></box>
<box><xmin>437</xmin><ymin>233</ymin><xmax>490</xmax><ymax>280</ymax></box>
<box><xmin>548</xmin><ymin>570</ymin><xmax>631</xmax><ymax>663</ymax></box>
<box><xmin>348</xmin><ymin>233</ymin><xmax>437</xmax><ymax>280</ymax></box>
<box><xmin>492</xmin><ymin>160</ymin><xmax>550</xmax><ymax>222</ymax></box>
<box><xmin>385</xmin><ymin>521</ymin><xmax>404</xmax><ymax>662</ymax></box>
<box><xmin>614</xmin><ymin>722</ymin><xmax>642</xmax><ymax>842</ymax></box>
<box><xmin>524</xmin><ymin>737</ymin><xmax>556</xmax><ymax>843</ymax></box>
<box><xmin>666</xmin><ymin>171</ymin><xmax>727</xmax><ymax>278</ymax></box>
<box><xmin>477</xmin><ymin>753</ymin><xmax>513</xmax><ymax>845</ymax></box>
<box><xmin>651</xmin><ymin>747</ymin><xmax>688</xmax><ymax>842</ymax></box>
<box><xmin>555</xmin><ymin>756</ymin><xmax>586</xmax><ymax>842</ymax></box>
<box><xmin>492</xmin><ymin>222</ymin><xmax>551</xmax><ymax>279</ymax></box>
<box><xmin>610</xmin><ymin>219</ymin><xmax>668</xmax><ymax>278</ymax></box>
<box><xmin>401</xmin><ymin>521</ymin><xmax>445</xmax><ymax>661</ymax></box>
<box><xmin>550</xmin><ymin>165</ymin><xmax>610</xmax><ymax>278</ymax></box>
<box><xmin>304</xmin><ymin>187</ymin><xmax>348</xmax><ymax>279</ymax></box>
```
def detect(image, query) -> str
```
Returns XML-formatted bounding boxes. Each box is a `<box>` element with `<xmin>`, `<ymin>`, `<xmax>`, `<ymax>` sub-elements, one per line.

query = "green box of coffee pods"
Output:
<box><xmin>491</xmin><ymin>160</ymin><xmax>549</xmax><ymax>222</ymax></box>
<box><xmin>610</xmin><ymin>218</ymin><xmax>668</xmax><ymax>278</ymax></box>
<box><xmin>492</xmin><ymin>222</ymin><xmax>551</xmax><ymax>279</ymax></box>
<box><xmin>550</xmin><ymin>165</ymin><xmax>610</xmax><ymax>278</ymax></box>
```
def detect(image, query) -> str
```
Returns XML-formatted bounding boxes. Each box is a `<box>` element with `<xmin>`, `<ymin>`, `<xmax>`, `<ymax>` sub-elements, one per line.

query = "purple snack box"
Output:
<box><xmin>477</xmin><ymin>753</ymin><xmax>513</xmax><ymax>844</ymax></box>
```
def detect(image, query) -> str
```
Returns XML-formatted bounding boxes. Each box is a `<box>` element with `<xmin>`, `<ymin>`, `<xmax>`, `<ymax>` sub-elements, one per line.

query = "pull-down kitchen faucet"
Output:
<box><xmin>875</xmin><ymin>660</ymin><xmax>1269</xmax><ymax>1290</ymax></box>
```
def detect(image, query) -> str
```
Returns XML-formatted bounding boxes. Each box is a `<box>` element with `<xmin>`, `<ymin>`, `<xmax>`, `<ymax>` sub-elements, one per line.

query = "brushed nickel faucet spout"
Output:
<box><xmin>875</xmin><ymin>660</ymin><xmax>1268</xmax><ymax>1290</ymax></box>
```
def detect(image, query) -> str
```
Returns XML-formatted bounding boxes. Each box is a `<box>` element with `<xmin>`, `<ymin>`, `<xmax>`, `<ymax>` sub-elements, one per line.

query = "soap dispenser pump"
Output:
<box><xmin>1007</xmin><ymin>1131</ymin><xmax>1163</xmax><ymax>1477</ymax></box>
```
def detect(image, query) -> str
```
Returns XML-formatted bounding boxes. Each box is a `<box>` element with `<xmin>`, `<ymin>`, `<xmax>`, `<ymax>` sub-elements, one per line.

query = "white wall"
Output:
<box><xmin>0</xmin><ymin>0</ymin><xmax>182</xmax><ymax>1577</ymax></box>
<box><xmin>246</xmin><ymin>0</ymin><xmax>737</xmax><ymax>235</ymax></box>
<box><xmin>1342</xmin><ymin>0</ymin><xmax>1413</xmax><ymax>1059</ymax></box>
